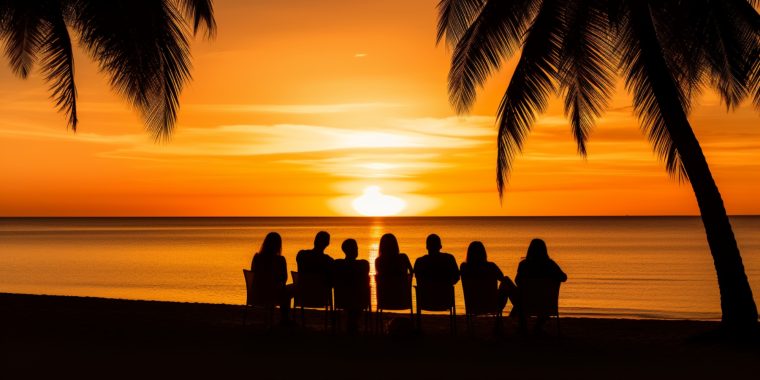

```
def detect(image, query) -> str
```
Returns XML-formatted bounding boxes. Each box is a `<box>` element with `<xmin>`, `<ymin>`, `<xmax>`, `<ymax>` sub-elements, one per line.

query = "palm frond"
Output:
<box><xmin>557</xmin><ymin>0</ymin><xmax>616</xmax><ymax>156</ymax></box>
<box><xmin>495</xmin><ymin>0</ymin><xmax>565</xmax><ymax>195</ymax></box>
<box><xmin>73</xmin><ymin>0</ymin><xmax>191</xmax><ymax>141</ymax></box>
<box><xmin>616</xmin><ymin>0</ymin><xmax>690</xmax><ymax>181</ymax></box>
<box><xmin>1</xmin><ymin>1</ymin><xmax>45</xmax><ymax>78</ymax></box>
<box><xmin>436</xmin><ymin>0</ymin><xmax>485</xmax><ymax>46</ymax></box>
<box><xmin>449</xmin><ymin>0</ymin><xmax>541</xmax><ymax>114</ymax></box>
<box><xmin>39</xmin><ymin>6</ymin><xmax>78</xmax><ymax>129</ymax></box>
<box><xmin>177</xmin><ymin>0</ymin><xmax>216</xmax><ymax>38</ymax></box>
<box><xmin>700</xmin><ymin>0</ymin><xmax>758</xmax><ymax>110</ymax></box>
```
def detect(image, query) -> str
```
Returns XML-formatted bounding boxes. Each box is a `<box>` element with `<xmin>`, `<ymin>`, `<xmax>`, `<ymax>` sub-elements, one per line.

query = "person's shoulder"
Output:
<box><xmin>442</xmin><ymin>252</ymin><xmax>457</xmax><ymax>261</ymax></box>
<box><xmin>414</xmin><ymin>255</ymin><xmax>428</xmax><ymax>264</ymax></box>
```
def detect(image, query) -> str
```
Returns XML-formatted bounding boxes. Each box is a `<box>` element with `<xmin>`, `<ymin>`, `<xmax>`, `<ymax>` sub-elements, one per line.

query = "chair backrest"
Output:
<box><xmin>375</xmin><ymin>273</ymin><xmax>412</xmax><ymax>311</ymax></box>
<box><xmin>292</xmin><ymin>271</ymin><xmax>332</xmax><ymax>308</ymax></box>
<box><xmin>461</xmin><ymin>275</ymin><xmax>500</xmax><ymax>315</ymax></box>
<box><xmin>243</xmin><ymin>269</ymin><xmax>277</xmax><ymax>307</ymax></box>
<box><xmin>333</xmin><ymin>272</ymin><xmax>370</xmax><ymax>310</ymax></box>
<box><xmin>415</xmin><ymin>280</ymin><xmax>455</xmax><ymax>311</ymax></box>
<box><xmin>519</xmin><ymin>278</ymin><xmax>560</xmax><ymax>317</ymax></box>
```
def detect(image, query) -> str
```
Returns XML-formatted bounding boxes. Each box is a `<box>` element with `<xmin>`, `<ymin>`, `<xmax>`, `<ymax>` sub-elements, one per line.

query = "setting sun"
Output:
<box><xmin>351</xmin><ymin>186</ymin><xmax>406</xmax><ymax>216</ymax></box>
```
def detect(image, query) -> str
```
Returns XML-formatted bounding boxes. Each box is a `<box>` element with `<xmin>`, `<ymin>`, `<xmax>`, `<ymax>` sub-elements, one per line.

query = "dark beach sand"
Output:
<box><xmin>1</xmin><ymin>293</ymin><xmax>757</xmax><ymax>379</ymax></box>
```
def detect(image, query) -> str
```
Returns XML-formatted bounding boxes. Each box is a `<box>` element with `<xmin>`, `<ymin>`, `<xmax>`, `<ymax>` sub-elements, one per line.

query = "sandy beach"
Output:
<box><xmin>1</xmin><ymin>293</ymin><xmax>757</xmax><ymax>379</ymax></box>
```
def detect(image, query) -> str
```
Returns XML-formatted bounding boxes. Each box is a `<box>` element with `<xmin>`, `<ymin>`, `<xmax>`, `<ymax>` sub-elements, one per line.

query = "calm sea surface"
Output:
<box><xmin>1</xmin><ymin>217</ymin><xmax>759</xmax><ymax>320</ymax></box>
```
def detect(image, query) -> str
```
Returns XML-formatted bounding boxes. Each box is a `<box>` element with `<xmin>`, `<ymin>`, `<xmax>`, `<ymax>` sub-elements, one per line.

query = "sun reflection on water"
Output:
<box><xmin>368</xmin><ymin>221</ymin><xmax>384</xmax><ymax>308</ymax></box>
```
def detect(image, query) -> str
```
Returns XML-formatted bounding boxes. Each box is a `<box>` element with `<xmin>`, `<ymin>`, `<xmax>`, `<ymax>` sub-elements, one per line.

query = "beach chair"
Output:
<box><xmin>519</xmin><ymin>278</ymin><xmax>562</xmax><ymax>336</ymax></box>
<box><xmin>333</xmin><ymin>271</ymin><xmax>372</xmax><ymax>333</ymax></box>
<box><xmin>414</xmin><ymin>281</ymin><xmax>456</xmax><ymax>334</ymax></box>
<box><xmin>242</xmin><ymin>269</ymin><xmax>278</xmax><ymax>327</ymax></box>
<box><xmin>374</xmin><ymin>273</ymin><xmax>414</xmax><ymax>334</ymax></box>
<box><xmin>461</xmin><ymin>275</ymin><xmax>502</xmax><ymax>334</ymax></box>
<box><xmin>291</xmin><ymin>271</ymin><xmax>333</xmax><ymax>330</ymax></box>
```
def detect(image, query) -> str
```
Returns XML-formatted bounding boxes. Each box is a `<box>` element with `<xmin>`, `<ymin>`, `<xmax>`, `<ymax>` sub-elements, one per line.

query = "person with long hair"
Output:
<box><xmin>460</xmin><ymin>241</ymin><xmax>516</xmax><ymax>312</ymax></box>
<box><xmin>515</xmin><ymin>238</ymin><xmax>567</xmax><ymax>286</ymax></box>
<box><xmin>250</xmin><ymin>232</ymin><xmax>294</xmax><ymax>324</ymax></box>
<box><xmin>374</xmin><ymin>233</ymin><xmax>413</xmax><ymax>277</ymax></box>
<box><xmin>512</xmin><ymin>238</ymin><xmax>567</xmax><ymax>333</ymax></box>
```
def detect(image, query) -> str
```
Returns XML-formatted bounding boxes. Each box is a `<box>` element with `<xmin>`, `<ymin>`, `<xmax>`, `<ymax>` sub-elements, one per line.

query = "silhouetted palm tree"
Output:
<box><xmin>438</xmin><ymin>0</ymin><xmax>759</xmax><ymax>332</ymax></box>
<box><xmin>0</xmin><ymin>0</ymin><xmax>216</xmax><ymax>139</ymax></box>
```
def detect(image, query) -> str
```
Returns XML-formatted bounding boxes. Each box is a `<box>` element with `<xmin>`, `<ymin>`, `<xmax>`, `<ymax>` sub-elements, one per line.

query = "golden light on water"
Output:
<box><xmin>352</xmin><ymin>186</ymin><xmax>406</xmax><ymax>216</ymax></box>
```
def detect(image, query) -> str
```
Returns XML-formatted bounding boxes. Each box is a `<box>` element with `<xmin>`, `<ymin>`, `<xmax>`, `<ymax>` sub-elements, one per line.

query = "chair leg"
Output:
<box><xmin>242</xmin><ymin>306</ymin><xmax>248</xmax><ymax>326</ymax></box>
<box><xmin>416</xmin><ymin>307</ymin><xmax>422</xmax><ymax>332</ymax></box>
<box><xmin>556</xmin><ymin>314</ymin><xmax>562</xmax><ymax>338</ymax></box>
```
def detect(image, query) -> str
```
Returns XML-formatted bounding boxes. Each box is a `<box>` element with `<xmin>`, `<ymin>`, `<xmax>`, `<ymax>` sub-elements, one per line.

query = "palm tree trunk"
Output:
<box><xmin>676</xmin><ymin>121</ymin><xmax>758</xmax><ymax>331</ymax></box>
<box><xmin>631</xmin><ymin>1</ymin><xmax>758</xmax><ymax>332</ymax></box>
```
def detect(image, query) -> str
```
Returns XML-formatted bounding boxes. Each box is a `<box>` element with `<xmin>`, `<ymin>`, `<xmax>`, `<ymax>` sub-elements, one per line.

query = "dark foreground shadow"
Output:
<box><xmin>1</xmin><ymin>293</ymin><xmax>758</xmax><ymax>379</ymax></box>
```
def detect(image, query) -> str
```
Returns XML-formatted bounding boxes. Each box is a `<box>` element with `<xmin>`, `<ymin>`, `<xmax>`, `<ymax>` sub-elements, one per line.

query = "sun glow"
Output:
<box><xmin>352</xmin><ymin>186</ymin><xmax>406</xmax><ymax>216</ymax></box>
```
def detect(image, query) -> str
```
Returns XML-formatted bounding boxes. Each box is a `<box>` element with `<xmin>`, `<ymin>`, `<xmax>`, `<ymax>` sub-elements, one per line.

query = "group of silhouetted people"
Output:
<box><xmin>250</xmin><ymin>231</ymin><xmax>567</xmax><ymax>333</ymax></box>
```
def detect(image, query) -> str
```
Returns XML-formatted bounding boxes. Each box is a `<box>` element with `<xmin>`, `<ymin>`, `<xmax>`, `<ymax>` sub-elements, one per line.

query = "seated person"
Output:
<box><xmin>460</xmin><ymin>241</ymin><xmax>515</xmax><ymax>312</ymax></box>
<box><xmin>332</xmin><ymin>239</ymin><xmax>370</xmax><ymax>334</ymax></box>
<box><xmin>296</xmin><ymin>231</ymin><xmax>334</xmax><ymax>283</ymax></box>
<box><xmin>514</xmin><ymin>238</ymin><xmax>567</xmax><ymax>333</ymax></box>
<box><xmin>250</xmin><ymin>232</ymin><xmax>294</xmax><ymax>324</ymax></box>
<box><xmin>515</xmin><ymin>238</ymin><xmax>568</xmax><ymax>286</ymax></box>
<box><xmin>374</xmin><ymin>233</ymin><xmax>413</xmax><ymax>278</ymax></box>
<box><xmin>414</xmin><ymin>234</ymin><xmax>460</xmax><ymax>286</ymax></box>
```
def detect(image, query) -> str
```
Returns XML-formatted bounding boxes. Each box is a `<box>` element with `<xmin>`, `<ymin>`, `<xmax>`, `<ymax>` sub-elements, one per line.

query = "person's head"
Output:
<box><xmin>525</xmin><ymin>238</ymin><xmax>549</xmax><ymax>261</ymax></box>
<box><xmin>378</xmin><ymin>233</ymin><xmax>400</xmax><ymax>258</ymax></box>
<box><xmin>426</xmin><ymin>234</ymin><xmax>442</xmax><ymax>254</ymax></box>
<box><xmin>341</xmin><ymin>239</ymin><xmax>359</xmax><ymax>260</ymax></box>
<box><xmin>466</xmin><ymin>241</ymin><xmax>487</xmax><ymax>264</ymax></box>
<box><xmin>314</xmin><ymin>231</ymin><xmax>330</xmax><ymax>251</ymax></box>
<box><xmin>259</xmin><ymin>232</ymin><xmax>282</xmax><ymax>256</ymax></box>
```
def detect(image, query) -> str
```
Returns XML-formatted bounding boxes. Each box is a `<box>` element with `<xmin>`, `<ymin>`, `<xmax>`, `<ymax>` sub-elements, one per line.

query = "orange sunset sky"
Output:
<box><xmin>0</xmin><ymin>0</ymin><xmax>758</xmax><ymax>217</ymax></box>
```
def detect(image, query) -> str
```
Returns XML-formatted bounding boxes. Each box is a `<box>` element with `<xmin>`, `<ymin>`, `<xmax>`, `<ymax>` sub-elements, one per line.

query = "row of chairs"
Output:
<box><xmin>242</xmin><ymin>269</ymin><xmax>561</xmax><ymax>335</ymax></box>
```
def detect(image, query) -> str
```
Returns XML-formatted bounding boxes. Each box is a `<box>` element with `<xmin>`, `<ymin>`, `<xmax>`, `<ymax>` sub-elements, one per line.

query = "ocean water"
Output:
<box><xmin>1</xmin><ymin>217</ymin><xmax>758</xmax><ymax>320</ymax></box>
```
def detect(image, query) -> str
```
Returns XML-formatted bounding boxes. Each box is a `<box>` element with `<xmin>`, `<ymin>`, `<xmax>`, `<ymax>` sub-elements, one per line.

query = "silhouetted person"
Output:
<box><xmin>296</xmin><ymin>231</ymin><xmax>334</xmax><ymax>283</ymax></box>
<box><xmin>514</xmin><ymin>238</ymin><xmax>567</xmax><ymax>333</ymax></box>
<box><xmin>250</xmin><ymin>232</ymin><xmax>294</xmax><ymax>324</ymax></box>
<box><xmin>460</xmin><ymin>241</ymin><xmax>517</xmax><ymax>314</ymax></box>
<box><xmin>414</xmin><ymin>234</ymin><xmax>460</xmax><ymax>286</ymax></box>
<box><xmin>332</xmin><ymin>239</ymin><xmax>370</xmax><ymax>334</ymax></box>
<box><xmin>374</xmin><ymin>233</ymin><xmax>413</xmax><ymax>277</ymax></box>
<box><xmin>515</xmin><ymin>238</ymin><xmax>567</xmax><ymax>286</ymax></box>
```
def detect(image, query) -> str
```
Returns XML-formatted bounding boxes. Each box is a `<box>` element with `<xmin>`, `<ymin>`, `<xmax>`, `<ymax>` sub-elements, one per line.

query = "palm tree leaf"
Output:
<box><xmin>449</xmin><ymin>0</ymin><xmax>541</xmax><ymax>114</ymax></box>
<box><xmin>699</xmin><ymin>0</ymin><xmax>758</xmax><ymax>109</ymax></box>
<box><xmin>39</xmin><ymin>5</ymin><xmax>78</xmax><ymax>130</ymax></box>
<box><xmin>557</xmin><ymin>0</ymin><xmax>616</xmax><ymax>156</ymax></box>
<box><xmin>436</xmin><ymin>0</ymin><xmax>485</xmax><ymax>46</ymax></box>
<box><xmin>495</xmin><ymin>0</ymin><xmax>565</xmax><ymax>195</ymax></box>
<box><xmin>616</xmin><ymin>0</ymin><xmax>690</xmax><ymax>181</ymax></box>
<box><xmin>176</xmin><ymin>0</ymin><xmax>216</xmax><ymax>38</ymax></box>
<box><xmin>72</xmin><ymin>0</ymin><xmax>192</xmax><ymax>140</ymax></box>
<box><xmin>0</xmin><ymin>1</ymin><xmax>45</xmax><ymax>78</ymax></box>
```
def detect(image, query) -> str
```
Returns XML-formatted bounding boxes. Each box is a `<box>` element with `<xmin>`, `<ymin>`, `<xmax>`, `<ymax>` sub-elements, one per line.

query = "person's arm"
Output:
<box><xmin>360</xmin><ymin>260</ymin><xmax>370</xmax><ymax>276</ymax></box>
<box><xmin>552</xmin><ymin>260</ymin><xmax>568</xmax><ymax>282</ymax></box>
<box><xmin>278</xmin><ymin>256</ymin><xmax>288</xmax><ymax>285</ymax></box>
<box><xmin>449</xmin><ymin>255</ymin><xmax>460</xmax><ymax>284</ymax></box>
<box><xmin>403</xmin><ymin>254</ymin><xmax>413</xmax><ymax>274</ymax></box>
<box><xmin>514</xmin><ymin>261</ymin><xmax>524</xmax><ymax>286</ymax></box>
<box><xmin>493</xmin><ymin>263</ymin><xmax>505</xmax><ymax>282</ymax></box>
